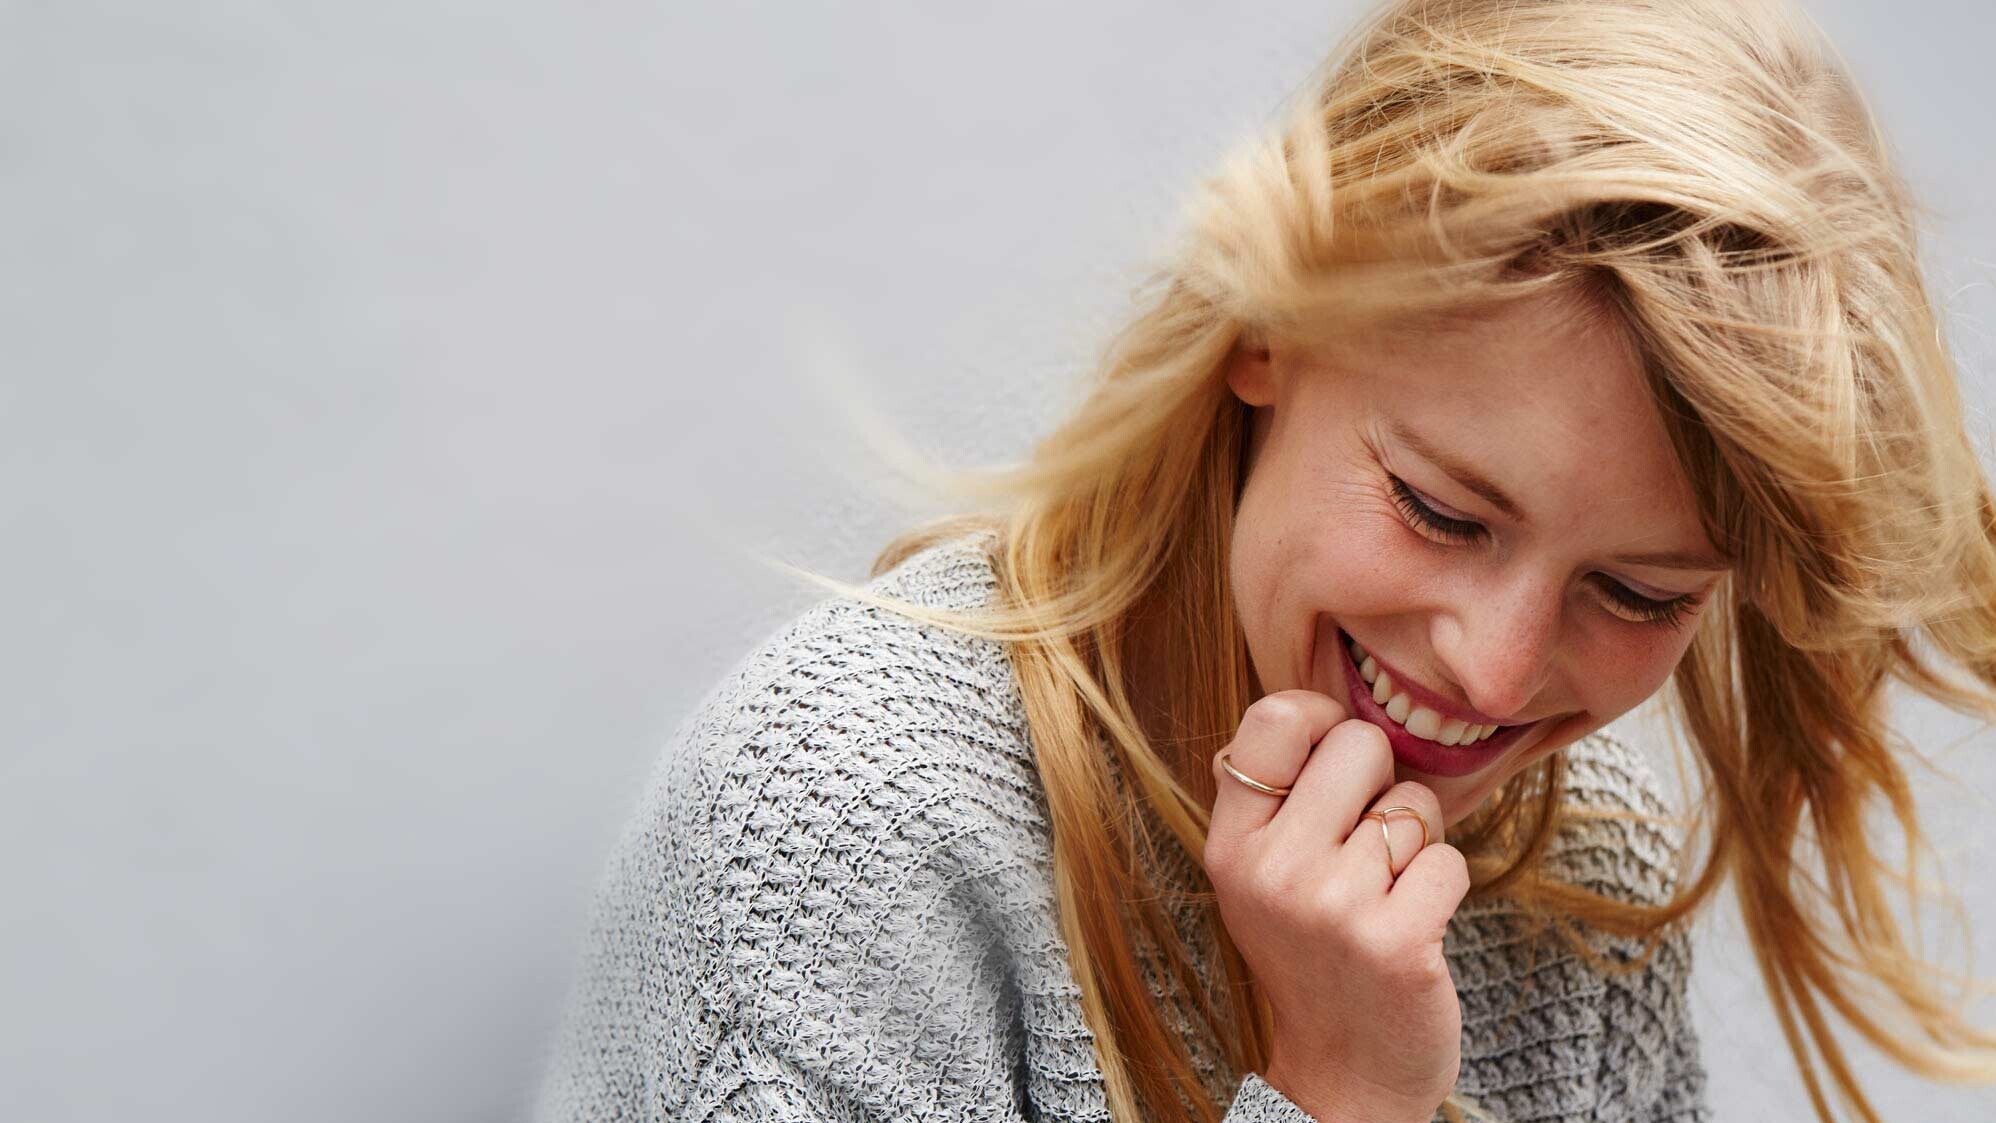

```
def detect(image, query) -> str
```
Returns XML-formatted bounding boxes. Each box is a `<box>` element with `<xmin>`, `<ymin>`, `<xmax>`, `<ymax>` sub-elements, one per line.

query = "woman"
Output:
<box><xmin>535</xmin><ymin>1</ymin><xmax>1996</xmax><ymax>1121</ymax></box>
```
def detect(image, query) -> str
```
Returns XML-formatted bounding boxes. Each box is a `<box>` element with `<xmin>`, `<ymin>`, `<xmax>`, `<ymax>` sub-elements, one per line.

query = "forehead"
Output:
<box><xmin>1319</xmin><ymin>293</ymin><xmax>1709</xmax><ymax>548</ymax></box>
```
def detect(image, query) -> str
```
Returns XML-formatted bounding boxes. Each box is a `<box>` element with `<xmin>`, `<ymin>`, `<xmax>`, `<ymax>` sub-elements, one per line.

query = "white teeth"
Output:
<box><xmin>1404</xmin><ymin>705</ymin><xmax>1442</xmax><ymax>739</ymax></box>
<box><xmin>1348</xmin><ymin>635</ymin><xmax>1505</xmax><ymax>747</ymax></box>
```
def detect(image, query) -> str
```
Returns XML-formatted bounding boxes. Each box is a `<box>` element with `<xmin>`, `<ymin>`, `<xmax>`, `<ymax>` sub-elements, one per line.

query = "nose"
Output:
<box><xmin>1431</xmin><ymin>571</ymin><xmax>1561</xmax><ymax>722</ymax></box>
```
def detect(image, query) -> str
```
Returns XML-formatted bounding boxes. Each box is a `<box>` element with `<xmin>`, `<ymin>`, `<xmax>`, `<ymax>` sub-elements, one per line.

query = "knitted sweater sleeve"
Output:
<box><xmin>648</xmin><ymin>729</ymin><xmax>1320</xmax><ymax>1123</ymax></box>
<box><xmin>531</xmin><ymin>614</ymin><xmax>1324</xmax><ymax>1122</ymax></box>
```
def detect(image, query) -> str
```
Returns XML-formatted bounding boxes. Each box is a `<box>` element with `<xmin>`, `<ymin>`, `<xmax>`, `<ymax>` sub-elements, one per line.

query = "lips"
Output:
<box><xmin>1333</xmin><ymin>628</ymin><xmax>1535</xmax><ymax>777</ymax></box>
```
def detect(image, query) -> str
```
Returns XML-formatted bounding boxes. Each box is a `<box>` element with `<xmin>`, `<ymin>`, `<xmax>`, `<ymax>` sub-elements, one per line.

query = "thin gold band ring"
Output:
<box><xmin>1216</xmin><ymin>750</ymin><xmax>1293</xmax><ymax>796</ymax></box>
<box><xmin>1361</xmin><ymin>805</ymin><xmax>1431</xmax><ymax>872</ymax></box>
<box><xmin>1216</xmin><ymin>754</ymin><xmax>1433</xmax><ymax>877</ymax></box>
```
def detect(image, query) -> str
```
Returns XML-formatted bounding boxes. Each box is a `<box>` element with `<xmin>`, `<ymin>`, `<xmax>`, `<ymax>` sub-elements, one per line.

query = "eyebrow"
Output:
<box><xmin>1386</xmin><ymin>419</ymin><xmax>1733</xmax><ymax>573</ymax></box>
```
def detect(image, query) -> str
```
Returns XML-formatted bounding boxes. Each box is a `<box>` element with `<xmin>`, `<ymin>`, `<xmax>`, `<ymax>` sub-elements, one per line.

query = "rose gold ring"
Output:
<box><xmin>1217</xmin><ymin>750</ymin><xmax>1293</xmax><ymax>797</ymax></box>
<box><xmin>1361</xmin><ymin>805</ymin><xmax>1430</xmax><ymax>873</ymax></box>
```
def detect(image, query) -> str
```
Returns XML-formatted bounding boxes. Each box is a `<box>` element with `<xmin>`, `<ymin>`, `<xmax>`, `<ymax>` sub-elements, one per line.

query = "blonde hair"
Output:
<box><xmin>767</xmin><ymin>1</ymin><xmax>1996</xmax><ymax>1120</ymax></box>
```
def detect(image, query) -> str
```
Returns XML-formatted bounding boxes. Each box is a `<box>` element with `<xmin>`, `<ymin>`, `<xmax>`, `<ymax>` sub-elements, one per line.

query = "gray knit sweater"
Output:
<box><xmin>533</xmin><ymin>532</ymin><xmax>1710</xmax><ymax>1123</ymax></box>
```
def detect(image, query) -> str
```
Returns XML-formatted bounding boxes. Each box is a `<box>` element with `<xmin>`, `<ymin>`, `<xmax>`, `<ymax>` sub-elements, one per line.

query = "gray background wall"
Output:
<box><xmin>5</xmin><ymin>2</ymin><xmax>1993</xmax><ymax>1120</ymax></box>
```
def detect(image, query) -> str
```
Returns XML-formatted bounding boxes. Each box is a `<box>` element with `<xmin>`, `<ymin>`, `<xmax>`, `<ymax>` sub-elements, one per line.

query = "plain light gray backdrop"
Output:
<box><xmin>5</xmin><ymin>2</ymin><xmax>1994</xmax><ymax>1120</ymax></box>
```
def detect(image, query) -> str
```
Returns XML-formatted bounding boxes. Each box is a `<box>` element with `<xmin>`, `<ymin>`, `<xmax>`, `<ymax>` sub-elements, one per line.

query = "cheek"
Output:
<box><xmin>1309</xmin><ymin>513</ymin><xmax>1445</xmax><ymax>619</ymax></box>
<box><xmin>1237</xmin><ymin>482</ymin><xmax>1445</xmax><ymax>646</ymax></box>
<box><xmin>1571</xmin><ymin>627</ymin><xmax>1688</xmax><ymax>716</ymax></box>
<box><xmin>1232</xmin><ymin>474</ymin><xmax>1400</xmax><ymax>685</ymax></box>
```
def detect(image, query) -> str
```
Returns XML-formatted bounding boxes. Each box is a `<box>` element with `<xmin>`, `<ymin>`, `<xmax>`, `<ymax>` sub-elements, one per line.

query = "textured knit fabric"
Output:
<box><xmin>533</xmin><ymin>531</ymin><xmax>1711</xmax><ymax>1123</ymax></box>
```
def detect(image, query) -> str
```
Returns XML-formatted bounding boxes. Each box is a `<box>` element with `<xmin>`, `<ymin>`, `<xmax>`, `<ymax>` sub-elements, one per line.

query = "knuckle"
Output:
<box><xmin>1201</xmin><ymin>833</ymin><xmax>1236</xmax><ymax>878</ymax></box>
<box><xmin>1326</xmin><ymin>719</ymin><xmax>1394</xmax><ymax>785</ymax></box>
<box><xmin>1389</xmin><ymin>781</ymin><xmax>1446</xmax><ymax>841</ymax></box>
<box><xmin>1329</xmin><ymin>717</ymin><xmax>1392</xmax><ymax>765</ymax></box>
<box><xmin>1432</xmin><ymin>843</ymin><xmax>1471</xmax><ymax>891</ymax></box>
<box><xmin>1331</xmin><ymin>714</ymin><xmax>1390</xmax><ymax>750</ymax></box>
<box><xmin>1426</xmin><ymin>840</ymin><xmax>1466</xmax><ymax>872</ymax></box>
<box><xmin>1242</xmin><ymin>692</ymin><xmax>1309</xmax><ymax>737</ymax></box>
<box><xmin>1405</xmin><ymin>842</ymin><xmax>1470</xmax><ymax>900</ymax></box>
<box><xmin>1400</xmin><ymin>779</ymin><xmax>1443</xmax><ymax>817</ymax></box>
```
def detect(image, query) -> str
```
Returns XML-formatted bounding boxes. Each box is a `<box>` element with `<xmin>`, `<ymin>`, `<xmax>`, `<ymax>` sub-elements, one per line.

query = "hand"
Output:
<box><xmin>1203</xmin><ymin>690</ymin><xmax>1470</xmax><ymax>1123</ymax></box>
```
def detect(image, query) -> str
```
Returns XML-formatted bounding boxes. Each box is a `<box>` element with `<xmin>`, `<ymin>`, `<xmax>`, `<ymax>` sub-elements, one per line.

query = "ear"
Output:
<box><xmin>1225</xmin><ymin>331</ymin><xmax>1277</xmax><ymax>407</ymax></box>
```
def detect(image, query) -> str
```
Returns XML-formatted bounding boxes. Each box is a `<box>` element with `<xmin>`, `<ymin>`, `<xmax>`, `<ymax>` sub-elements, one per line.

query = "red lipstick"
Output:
<box><xmin>1334</xmin><ymin>629</ymin><xmax>1534</xmax><ymax>778</ymax></box>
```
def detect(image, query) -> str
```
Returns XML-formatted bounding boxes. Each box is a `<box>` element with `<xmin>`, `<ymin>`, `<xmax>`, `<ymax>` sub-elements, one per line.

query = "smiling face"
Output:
<box><xmin>1226</xmin><ymin>287</ymin><xmax>1729</xmax><ymax>827</ymax></box>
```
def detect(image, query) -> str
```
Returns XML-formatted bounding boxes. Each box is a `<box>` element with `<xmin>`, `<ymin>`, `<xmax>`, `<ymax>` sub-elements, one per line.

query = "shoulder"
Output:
<box><xmin>542</xmin><ymin>530</ymin><xmax>1055</xmax><ymax>1121</ymax></box>
<box><xmin>705</xmin><ymin>527</ymin><xmax>1020</xmax><ymax>745</ymax></box>
<box><xmin>681</xmin><ymin>528</ymin><xmax>1040</xmax><ymax>846</ymax></box>
<box><xmin>659</xmin><ymin>527</ymin><xmax>1051</xmax><ymax>970</ymax></box>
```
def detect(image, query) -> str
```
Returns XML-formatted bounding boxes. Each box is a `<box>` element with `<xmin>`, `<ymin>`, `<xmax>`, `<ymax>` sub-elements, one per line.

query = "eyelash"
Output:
<box><xmin>1385</xmin><ymin>474</ymin><xmax>1703</xmax><ymax>628</ymax></box>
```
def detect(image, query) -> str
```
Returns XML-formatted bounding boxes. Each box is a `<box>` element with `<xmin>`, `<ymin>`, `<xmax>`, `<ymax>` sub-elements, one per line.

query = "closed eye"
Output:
<box><xmin>1387</xmin><ymin>474</ymin><xmax>1704</xmax><ymax>628</ymax></box>
<box><xmin>1387</xmin><ymin>474</ymin><xmax>1485</xmax><ymax>544</ymax></box>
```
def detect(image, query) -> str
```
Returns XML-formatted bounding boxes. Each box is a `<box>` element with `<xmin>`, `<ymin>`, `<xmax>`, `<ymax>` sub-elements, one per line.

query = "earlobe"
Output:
<box><xmin>1225</xmin><ymin>334</ymin><xmax>1278</xmax><ymax>407</ymax></box>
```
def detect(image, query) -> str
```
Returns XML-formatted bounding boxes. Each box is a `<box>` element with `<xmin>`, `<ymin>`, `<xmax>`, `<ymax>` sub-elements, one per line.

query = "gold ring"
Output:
<box><xmin>1361</xmin><ymin>805</ymin><xmax>1430</xmax><ymax>873</ymax></box>
<box><xmin>1217</xmin><ymin>750</ymin><xmax>1293</xmax><ymax>796</ymax></box>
